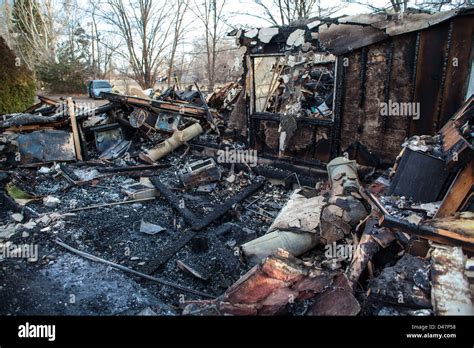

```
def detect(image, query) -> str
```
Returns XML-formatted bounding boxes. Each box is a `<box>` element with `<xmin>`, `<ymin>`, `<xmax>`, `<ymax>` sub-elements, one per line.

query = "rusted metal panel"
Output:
<box><xmin>412</xmin><ymin>21</ymin><xmax>450</xmax><ymax>136</ymax></box>
<box><xmin>18</xmin><ymin>130</ymin><xmax>76</xmax><ymax>164</ymax></box>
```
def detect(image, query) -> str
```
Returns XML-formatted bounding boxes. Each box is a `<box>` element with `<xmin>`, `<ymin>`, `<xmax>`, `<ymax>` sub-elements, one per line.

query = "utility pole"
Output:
<box><xmin>88</xmin><ymin>21</ymin><xmax>95</xmax><ymax>78</ymax></box>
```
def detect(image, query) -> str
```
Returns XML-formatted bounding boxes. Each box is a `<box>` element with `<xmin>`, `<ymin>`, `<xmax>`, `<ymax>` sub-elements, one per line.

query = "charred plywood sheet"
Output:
<box><xmin>341</xmin><ymin>41</ymin><xmax>405</xmax><ymax>162</ymax></box>
<box><xmin>18</xmin><ymin>130</ymin><xmax>76</xmax><ymax>164</ymax></box>
<box><xmin>412</xmin><ymin>21</ymin><xmax>450</xmax><ymax>136</ymax></box>
<box><xmin>381</xmin><ymin>9</ymin><xmax>459</xmax><ymax>36</ymax></box>
<box><xmin>439</xmin><ymin>16</ymin><xmax>474</xmax><ymax>126</ymax></box>
<box><xmin>318</xmin><ymin>23</ymin><xmax>387</xmax><ymax>55</ymax></box>
<box><xmin>387</xmin><ymin>34</ymin><xmax>418</xmax><ymax>133</ymax></box>
<box><xmin>339</xmin><ymin>35</ymin><xmax>422</xmax><ymax>163</ymax></box>
<box><xmin>431</xmin><ymin>246</ymin><xmax>474</xmax><ymax>315</ymax></box>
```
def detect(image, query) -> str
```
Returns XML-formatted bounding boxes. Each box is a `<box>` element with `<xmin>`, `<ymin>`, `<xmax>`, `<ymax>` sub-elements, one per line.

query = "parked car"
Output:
<box><xmin>87</xmin><ymin>80</ymin><xmax>113</xmax><ymax>99</ymax></box>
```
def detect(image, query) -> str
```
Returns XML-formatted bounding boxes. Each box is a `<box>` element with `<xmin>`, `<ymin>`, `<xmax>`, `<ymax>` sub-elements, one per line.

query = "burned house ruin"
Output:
<box><xmin>229</xmin><ymin>8</ymin><xmax>474</xmax><ymax>165</ymax></box>
<box><xmin>0</xmin><ymin>8</ymin><xmax>473</xmax><ymax>319</ymax></box>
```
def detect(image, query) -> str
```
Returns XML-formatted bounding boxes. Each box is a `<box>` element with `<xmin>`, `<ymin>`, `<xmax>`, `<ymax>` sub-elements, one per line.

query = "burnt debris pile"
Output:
<box><xmin>0</xmin><ymin>81</ymin><xmax>473</xmax><ymax>316</ymax></box>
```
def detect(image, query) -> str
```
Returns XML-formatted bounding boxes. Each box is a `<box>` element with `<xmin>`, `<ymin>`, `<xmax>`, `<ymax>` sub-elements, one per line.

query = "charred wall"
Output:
<box><xmin>339</xmin><ymin>16</ymin><xmax>473</xmax><ymax>163</ymax></box>
<box><xmin>240</xmin><ymin>12</ymin><xmax>474</xmax><ymax>165</ymax></box>
<box><xmin>253</xmin><ymin>119</ymin><xmax>331</xmax><ymax>163</ymax></box>
<box><xmin>340</xmin><ymin>34</ymin><xmax>417</xmax><ymax>163</ymax></box>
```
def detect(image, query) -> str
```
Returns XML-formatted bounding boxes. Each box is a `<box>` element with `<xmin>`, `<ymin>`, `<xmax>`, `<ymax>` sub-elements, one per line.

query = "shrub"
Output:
<box><xmin>0</xmin><ymin>36</ymin><xmax>36</xmax><ymax>115</ymax></box>
<box><xmin>37</xmin><ymin>61</ymin><xmax>88</xmax><ymax>94</ymax></box>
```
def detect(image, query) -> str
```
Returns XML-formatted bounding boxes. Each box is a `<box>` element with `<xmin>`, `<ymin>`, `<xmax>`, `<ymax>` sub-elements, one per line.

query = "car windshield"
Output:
<box><xmin>93</xmin><ymin>81</ymin><xmax>111</xmax><ymax>88</ymax></box>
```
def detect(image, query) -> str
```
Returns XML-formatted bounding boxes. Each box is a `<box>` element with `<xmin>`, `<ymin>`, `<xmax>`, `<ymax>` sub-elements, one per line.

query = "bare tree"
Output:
<box><xmin>412</xmin><ymin>0</ymin><xmax>469</xmax><ymax>12</ymax></box>
<box><xmin>249</xmin><ymin>0</ymin><xmax>342</xmax><ymax>26</ymax></box>
<box><xmin>192</xmin><ymin>0</ymin><xmax>228</xmax><ymax>92</ymax></box>
<box><xmin>345</xmin><ymin>0</ymin><xmax>468</xmax><ymax>14</ymax></box>
<box><xmin>8</xmin><ymin>0</ymin><xmax>63</xmax><ymax>70</ymax></box>
<box><xmin>0</xmin><ymin>1</ymin><xmax>11</xmax><ymax>44</ymax></box>
<box><xmin>344</xmin><ymin>0</ymin><xmax>407</xmax><ymax>13</ymax></box>
<box><xmin>87</xmin><ymin>0</ymin><xmax>121</xmax><ymax>79</ymax></box>
<box><xmin>167</xmin><ymin>0</ymin><xmax>190</xmax><ymax>87</ymax></box>
<box><xmin>99</xmin><ymin>0</ymin><xmax>175</xmax><ymax>89</ymax></box>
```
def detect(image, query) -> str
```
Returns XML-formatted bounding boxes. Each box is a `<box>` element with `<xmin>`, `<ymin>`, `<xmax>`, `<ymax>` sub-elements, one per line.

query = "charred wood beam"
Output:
<box><xmin>330</xmin><ymin>55</ymin><xmax>346</xmax><ymax>159</ymax></box>
<box><xmin>97</xmin><ymin>164</ymin><xmax>171</xmax><ymax>173</ymax></box>
<box><xmin>219</xmin><ymin>161</ymin><xmax>321</xmax><ymax>187</ymax></box>
<box><xmin>381</xmin><ymin>40</ymin><xmax>394</xmax><ymax>132</ymax></box>
<box><xmin>435</xmin><ymin>19</ymin><xmax>454</xmax><ymax>130</ymax></box>
<box><xmin>78</xmin><ymin>123</ymin><xmax>89</xmax><ymax>161</ymax></box>
<box><xmin>194</xmin><ymin>82</ymin><xmax>217</xmax><ymax>133</ymax></box>
<box><xmin>411</xmin><ymin>32</ymin><xmax>421</xmax><ymax>102</ymax></box>
<box><xmin>379</xmin><ymin>214</ymin><xmax>474</xmax><ymax>252</ymax></box>
<box><xmin>407</xmin><ymin>32</ymin><xmax>421</xmax><ymax>136</ymax></box>
<box><xmin>100</xmin><ymin>92</ymin><xmax>217</xmax><ymax>119</ymax></box>
<box><xmin>189</xmin><ymin>141</ymin><xmax>326</xmax><ymax>169</ymax></box>
<box><xmin>150</xmin><ymin>178</ymin><xmax>198</xmax><ymax>227</ymax></box>
<box><xmin>358</xmin><ymin>47</ymin><xmax>368</xmax><ymax>108</ymax></box>
<box><xmin>214</xmin><ymin>222</ymin><xmax>240</xmax><ymax>237</ymax></box>
<box><xmin>250</xmin><ymin>112</ymin><xmax>333</xmax><ymax>127</ymax></box>
<box><xmin>193</xmin><ymin>178</ymin><xmax>265</xmax><ymax>231</ymax></box>
<box><xmin>252</xmin><ymin>165</ymin><xmax>316</xmax><ymax>187</ymax></box>
<box><xmin>74</xmin><ymin>103</ymin><xmax>116</xmax><ymax>121</ymax></box>
<box><xmin>363</xmin><ymin>188</ymin><xmax>474</xmax><ymax>251</ymax></box>
<box><xmin>150</xmin><ymin>176</ymin><xmax>265</xmax><ymax>231</ymax></box>
<box><xmin>143</xmin><ymin>229</ymin><xmax>198</xmax><ymax>275</ymax></box>
<box><xmin>347</xmin><ymin>219</ymin><xmax>380</xmax><ymax>290</ymax></box>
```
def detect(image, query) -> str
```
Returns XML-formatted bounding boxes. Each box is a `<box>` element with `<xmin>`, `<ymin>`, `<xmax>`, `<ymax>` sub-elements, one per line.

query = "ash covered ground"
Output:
<box><xmin>0</xmin><ymin>150</ymin><xmax>295</xmax><ymax>315</ymax></box>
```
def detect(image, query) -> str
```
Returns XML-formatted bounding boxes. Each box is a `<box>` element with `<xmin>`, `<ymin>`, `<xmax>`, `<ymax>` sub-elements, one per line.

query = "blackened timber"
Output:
<box><xmin>194</xmin><ymin>82</ymin><xmax>216</xmax><ymax>128</ymax></box>
<box><xmin>251</xmin><ymin>112</ymin><xmax>332</xmax><ymax>127</ymax></box>
<box><xmin>330</xmin><ymin>55</ymin><xmax>346</xmax><ymax>158</ymax></box>
<box><xmin>143</xmin><ymin>229</ymin><xmax>198</xmax><ymax>275</ymax></box>
<box><xmin>193</xmin><ymin>178</ymin><xmax>265</xmax><ymax>231</ymax></box>
<box><xmin>381</xmin><ymin>40</ymin><xmax>394</xmax><ymax>132</ymax></box>
<box><xmin>150</xmin><ymin>178</ymin><xmax>198</xmax><ymax>227</ymax></box>
<box><xmin>74</xmin><ymin>103</ymin><xmax>116</xmax><ymax>121</ymax></box>
<box><xmin>435</xmin><ymin>19</ymin><xmax>453</xmax><ymax>128</ymax></box>
<box><xmin>379</xmin><ymin>214</ymin><xmax>474</xmax><ymax>252</ymax></box>
<box><xmin>358</xmin><ymin>47</ymin><xmax>368</xmax><ymax>108</ymax></box>
<box><xmin>98</xmin><ymin>164</ymin><xmax>170</xmax><ymax>173</ymax></box>
<box><xmin>151</xmin><ymin>176</ymin><xmax>265</xmax><ymax>231</ymax></box>
<box><xmin>189</xmin><ymin>140</ymin><xmax>326</xmax><ymax>168</ymax></box>
<box><xmin>100</xmin><ymin>92</ymin><xmax>216</xmax><ymax>119</ymax></box>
